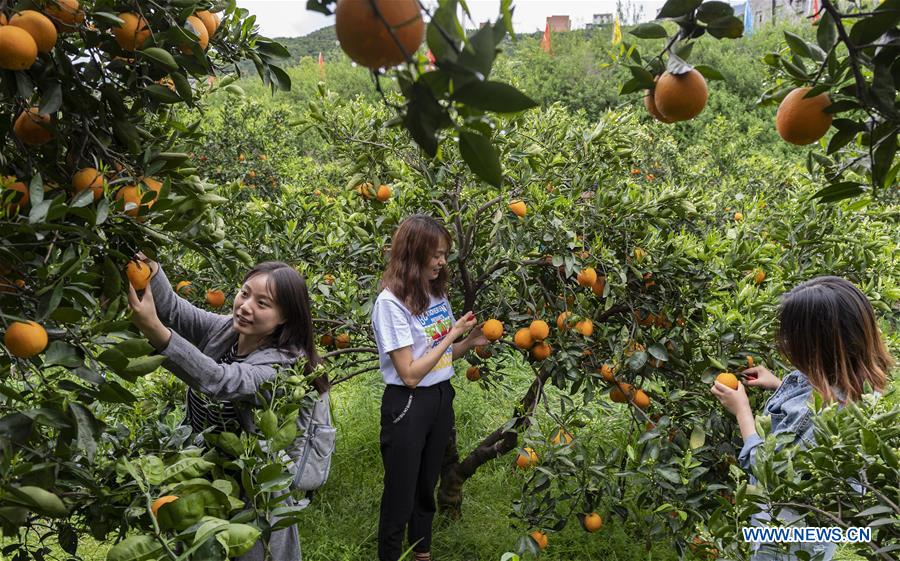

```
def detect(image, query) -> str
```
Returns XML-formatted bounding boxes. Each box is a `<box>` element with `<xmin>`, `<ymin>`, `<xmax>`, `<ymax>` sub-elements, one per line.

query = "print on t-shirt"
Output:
<box><xmin>418</xmin><ymin>301</ymin><xmax>453</xmax><ymax>372</ymax></box>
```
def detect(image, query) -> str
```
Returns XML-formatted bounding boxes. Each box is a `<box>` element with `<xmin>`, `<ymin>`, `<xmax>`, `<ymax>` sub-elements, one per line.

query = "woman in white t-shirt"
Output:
<box><xmin>371</xmin><ymin>214</ymin><xmax>489</xmax><ymax>561</ymax></box>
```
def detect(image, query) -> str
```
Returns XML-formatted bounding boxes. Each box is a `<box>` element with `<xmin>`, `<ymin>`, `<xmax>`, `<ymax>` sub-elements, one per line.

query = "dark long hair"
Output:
<box><xmin>381</xmin><ymin>214</ymin><xmax>452</xmax><ymax>316</ymax></box>
<box><xmin>776</xmin><ymin>276</ymin><xmax>892</xmax><ymax>402</ymax></box>
<box><xmin>242</xmin><ymin>262</ymin><xmax>320</xmax><ymax>373</ymax></box>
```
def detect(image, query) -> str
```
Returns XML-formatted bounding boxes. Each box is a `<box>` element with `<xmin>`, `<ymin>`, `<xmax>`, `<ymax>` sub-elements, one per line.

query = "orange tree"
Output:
<box><xmin>614</xmin><ymin>0</ymin><xmax>898</xmax><ymax>203</ymax></box>
<box><xmin>210</xmin><ymin>77</ymin><xmax>897</xmax><ymax>557</ymax></box>
<box><xmin>0</xmin><ymin>1</ymin><xmax>322</xmax><ymax>557</ymax></box>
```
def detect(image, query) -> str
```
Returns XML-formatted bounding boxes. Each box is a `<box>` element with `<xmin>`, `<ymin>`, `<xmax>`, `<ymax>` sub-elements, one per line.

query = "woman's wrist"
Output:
<box><xmin>736</xmin><ymin>409</ymin><xmax>757</xmax><ymax>440</ymax></box>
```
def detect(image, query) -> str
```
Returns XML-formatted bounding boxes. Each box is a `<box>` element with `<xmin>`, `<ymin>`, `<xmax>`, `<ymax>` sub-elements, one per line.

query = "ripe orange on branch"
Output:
<box><xmin>482</xmin><ymin>319</ymin><xmax>503</xmax><ymax>342</ymax></box>
<box><xmin>465</xmin><ymin>366</ymin><xmax>481</xmax><ymax>382</ymax></box>
<box><xmin>531</xmin><ymin>341</ymin><xmax>552</xmax><ymax>361</ymax></box>
<box><xmin>126</xmin><ymin>261</ymin><xmax>151</xmax><ymax>290</ymax></box>
<box><xmin>0</xmin><ymin>25</ymin><xmax>38</xmax><ymax>70</ymax></box>
<box><xmin>715</xmin><ymin>372</ymin><xmax>739</xmax><ymax>390</ymax></box>
<box><xmin>180</xmin><ymin>15</ymin><xmax>209</xmax><ymax>54</ymax></box>
<box><xmin>175</xmin><ymin>280</ymin><xmax>192</xmax><ymax>295</ymax></box>
<box><xmin>9</xmin><ymin>10</ymin><xmax>57</xmax><ymax>54</ymax></box>
<box><xmin>576</xmin><ymin>267</ymin><xmax>597</xmax><ymax>287</ymax></box>
<box><xmin>575</xmin><ymin>319</ymin><xmax>593</xmax><ymax>337</ymax></box>
<box><xmin>776</xmin><ymin>87</ymin><xmax>833</xmax><ymax>145</ymax></box>
<box><xmin>583</xmin><ymin>512</ymin><xmax>603</xmax><ymax>532</ymax></box>
<box><xmin>72</xmin><ymin>167</ymin><xmax>104</xmax><ymax>201</ymax></box>
<box><xmin>206</xmin><ymin>289</ymin><xmax>226</xmax><ymax>308</ymax></box>
<box><xmin>4</xmin><ymin>321</ymin><xmax>48</xmax><ymax>358</ymax></box>
<box><xmin>4</xmin><ymin>179</ymin><xmax>30</xmax><ymax>213</ymax></box>
<box><xmin>515</xmin><ymin>447</ymin><xmax>538</xmax><ymax>469</ymax></box>
<box><xmin>508</xmin><ymin>199</ymin><xmax>526</xmax><ymax>218</ymax></box>
<box><xmin>335</xmin><ymin>0</ymin><xmax>424</xmax><ymax>69</ymax></box>
<box><xmin>335</xmin><ymin>333</ymin><xmax>350</xmax><ymax>348</ymax></box>
<box><xmin>113</xmin><ymin>12</ymin><xmax>150</xmax><ymax>51</ymax></box>
<box><xmin>556</xmin><ymin>311</ymin><xmax>574</xmax><ymax>330</ymax></box>
<box><xmin>530</xmin><ymin>530</ymin><xmax>548</xmax><ymax>550</ymax></box>
<box><xmin>610</xmin><ymin>383</ymin><xmax>633</xmax><ymax>403</ymax></box>
<box><xmin>644</xmin><ymin>88</ymin><xmax>674</xmax><ymax>123</ymax></box>
<box><xmin>551</xmin><ymin>428</ymin><xmax>573</xmax><ymax>446</ymax></box>
<box><xmin>13</xmin><ymin>108</ymin><xmax>53</xmax><ymax>145</ymax></box>
<box><xmin>375</xmin><ymin>184</ymin><xmax>392</xmax><ymax>202</ymax></box>
<box><xmin>115</xmin><ymin>185</ymin><xmax>142</xmax><ymax>217</ymax></box>
<box><xmin>194</xmin><ymin>10</ymin><xmax>220</xmax><ymax>38</ymax></box>
<box><xmin>653</xmin><ymin>69</ymin><xmax>708</xmax><ymax>122</ymax></box>
<box><xmin>513</xmin><ymin>328</ymin><xmax>534</xmax><ymax>350</ymax></box>
<box><xmin>43</xmin><ymin>0</ymin><xmax>84</xmax><ymax>31</ymax></box>
<box><xmin>528</xmin><ymin>319</ymin><xmax>549</xmax><ymax>341</ymax></box>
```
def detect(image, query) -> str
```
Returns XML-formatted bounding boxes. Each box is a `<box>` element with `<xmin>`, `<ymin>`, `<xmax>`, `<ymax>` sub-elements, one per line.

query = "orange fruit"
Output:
<box><xmin>599</xmin><ymin>364</ymin><xmax>615</xmax><ymax>382</ymax></box>
<box><xmin>113</xmin><ymin>12</ymin><xmax>150</xmax><ymax>51</ymax></box>
<box><xmin>531</xmin><ymin>341</ymin><xmax>551</xmax><ymax>361</ymax></box>
<box><xmin>115</xmin><ymin>185</ymin><xmax>141</xmax><ymax>217</ymax></box>
<box><xmin>583</xmin><ymin>512</ymin><xmax>603</xmax><ymax>532</ymax></box>
<box><xmin>528</xmin><ymin>319</ymin><xmax>549</xmax><ymax>341</ymax></box>
<box><xmin>508</xmin><ymin>199</ymin><xmax>526</xmax><ymax>218</ymax></box>
<box><xmin>320</xmin><ymin>333</ymin><xmax>334</xmax><ymax>347</ymax></box>
<box><xmin>530</xmin><ymin>530</ymin><xmax>548</xmax><ymax>550</ymax></box>
<box><xmin>551</xmin><ymin>428</ymin><xmax>572</xmax><ymax>446</ymax></box>
<box><xmin>515</xmin><ymin>447</ymin><xmax>538</xmax><ymax>469</ymax></box>
<box><xmin>513</xmin><ymin>327</ymin><xmax>534</xmax><ymax>350</ymax></box>
<box><xmin>13</xmin><ymin>107</ymin><xmax>52</xmax><ymax>145</ymax></box>
<box><xmin>465</xmin><ymin>366</ymin><xmax>481</xmax><ymax>381</ymax></box>
<box><xmin>72</xmin><ymin>167</ymin><xmax>104</xmax><ymax>201</ymax></box>
<box><xmin>776</xmin><ymin>87</ymin><xmax>833</xmax><ymax>145</ymax></box>
<box><xmin>375</xmin><ymin>184</ymin><xmax>392</xmax><ymax>202</ymax></box>
<box><xmin>0</xmin><ymin>24</ymin><xmax>38</xmax><ymax>70</ymax></box>
<box><xmin>140</xmin><ymin>177</ymin><xmax>163</xmax><ymax>207</ymax></box>
<box><xmin>4</xmin><ymin>321</ymin><xmax>48</xmax><ymax>358</ymax></box>
<box><xmin>335</xmin><ymin>0</ymin><xmax>424</xmax><ymax>69</ymax></box>
<box><xmin>610</xmin><ymin>383</ymin><xmax>633</xmax><ymax>403</ymax></box>
<box><xmin>0</xmin><ymin>13</ymin><xmax>7</xmax><ymax>25</ymax></box>
<box><xmin>482</xmin><ymin>319</ymin><xmax>503</xmax><ymax>342</ymax></box>
<box><xmin>125</xmin><ymin>260</ymin><xmax>151</xmax><ymax>290</ymax></box>
<box><xmin>180</xmin><ymin>15</ymin><xmax>209</xmax><ymax>54</ymax></box>
<box><xmin>753</xmin><ymin>269</ymin><xmax>765</xmax><ymax>285</ymax></box>
<box><xmin>624</xmin><ymin>340</ymin><xmax>645</xmax><ymax>357</ymax></box>
<box><xmin>576</xmin><ymin>267</ymin><xmax>597</xmax><ymax>287</ymax></box>
<box><xmin>644</xmin><ymin>88</ymin><xmax>674</xmax><ymax>123</ymax></box>
<box><xmin>556</xmin><ymin>311</ymin><xmax>574</xmax><ymax>331</ymax></box>
<box><xmin>734</xmin><ymin>212</ymin><xmax>743</xmax><ymax>222</ymax></box>
<box><xmin>335</xmin><ymin>333</ymin><xmax>350</xmax><ymax>348</ymax></box>
<box><xmin>475</xmin><ymin>345</ymin><xmax>491</xmax><ymax>359</ymax></box>
<box><xmin>151</xmin><ymin>495</ymin><xmax>178</xmax><ymax>517</ymax></box>
<box><xmin>4</xmin><ymin>180</ymin><xmax>29</xmax><ymax>213</ymax></box>
<box><xmin>591</xmin><ymin>275</ymin><xmax>606</xmax><ymax>297</ymax></box>
<box><xmin>746</xmin><ymin>355</ymin><xmax>755</xmax><ymax>368</ymax></box>
<box><xmin>9</xmin><ymin>10</ymin><xmax>57</xmax><ymax>53</ymax></box>
<box><xmin>194</xmin><ymin>10</ymin><xmax>220</xmax><ymax>37</ymax></box>
<box><xmin>632</xmin><ymin>389</ymin><xmax>650</xmax><ymax>410</ymax></box>
<box><xmin>206</xmin><ymin>289</ymin><xmax>225</xmax><ymax>308</ymax></box>
<box><xmin>175</xmin><ymin>280</ymin><xmax>192</xmax><ymax>295</ymax></box>
<box><xmin>44</xmin><ymin>0</ymin><xmax>84</xmax><ymax>31</ymax></box>
<box><xmin>653</xmin><ymin>69</ymin><xmax>708</xmax><ymax>122</ymax></box>
<box><xmin>575</xmin><ymin>319</ymin><xmax>593</xmax><ymax>337</ymax></box>
<box><xmin>715</xmin><ymin>372</ymin><xmax>739</xmax><ymax>390</ymax></box>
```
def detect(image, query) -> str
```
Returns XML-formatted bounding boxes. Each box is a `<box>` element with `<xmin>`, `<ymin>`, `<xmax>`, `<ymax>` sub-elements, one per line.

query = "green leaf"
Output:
<box><xmin>784</xmin><ymin>31</ymin><xmax>813</xmax><ymax>59</ymax></box>
<box><xmin>657</xmin><ymin>0</ymin><xmax>704</xmax><ymax>18</ymax></box>
<box><xmin>816</xmin><ymin>11</ymin><xmax>837</xmax><ymax>50</ymax></box>
<box><xmin>256</xmin><ymin>39</ymin><xmax>291</xmax><ymax>59</ymax></box>
<box><xmin>123</xmin><ymin>355</ymin><xmax>167</xmax><ymax>377</ymax></box>
<box><xmin>697</xmin><ymin>1</ymin><xmax>734</xmax><ymax>23</ymax></box>
<box><xmin>217</xmin><ymin>524</ymin><xmax>261</xmax><ymax>557</ymax></box>
<box><xmin>257</xmin><ymin>409</ymin><xmax>278</xmax><ymax>439</ymax></box>
<box><xmin>268</xmin><ymin>419</ymin><xmax>298</xmax><ymax>453</ymax></box>
<box><xmin>5</xmin><ymin>486</ymin><xmax>68</xmax><ymax>518</ymax></box>
<box><xmin>427</xmin><ymin>1</ymin><xmax>464</xmax><ymax>61</ymax></box>
<box><xmin>872</xmin><ymin>132</ymin><xmax>897</xmax><ymax>189</ymax></box>
<box><xmin>693</xmin><ymin>64</ymin><xmax>724</xmax><ymax>80</ymax></box>
<box><xmin>811</xmin><ymin>181</ymin><xmax>865</xmax><ymax>203</ymax></box>
<box><xmin>452</xmin><ymin>81</ymin><xmax>537</xmax><ymax>113</ymax></box>
<box><xmin>269</xmin><ymin>65</ymin><xmax>292</xmax><ymax>92</ymax></box>
<box><xmin>140</xmin><ymin>48</ymin><xmax>178</xmax><ymax>71</ymax></box>
<box><xmin>69</xmin><ymin>402</ymin><xmax>100</xmax><ymax>462</ymax></box>
<box><xmin>707</xmin><ymin>16</ymin><xmax>744</xmax><ymax>39</ymax></box>
<box><xmin>849</xmin><ymin>9</ymin><xmax>900</xmax><ymax>45</ymax></box>
<box><xmin>43</xmin><ymin>341</ymin><xmax>83</xmax><ymax>368</ymax></box>
<box><xmin>629</xmin><ymin>23</ymin><xmax>668</xmax><ymax>39</ymax></box>
<box><xmin>105</xmin><ymin>536</ymin><xmax>161</xmax><ymax>561</ymax></box>
<box><xmin>114</xmin><ymin>338</ymin><xmax>155</xmax><ymax>358</ymax></box>
<box><xmin>458</xmin><ymin>130</ymin><xmax>502</xmax><ymax>187</ymax></box>
<box><xmin>163</xmin><ymin>458</ymin><xmax>215</xmax><ymax>483</ymax></box>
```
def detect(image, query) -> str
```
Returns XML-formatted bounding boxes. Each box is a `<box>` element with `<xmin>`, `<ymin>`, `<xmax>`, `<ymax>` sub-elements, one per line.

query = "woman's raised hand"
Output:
<box><xmin>133</xmin><ymin>252</ymin><xmax>159</xmax><ymax>275</ymax></box>
<box><xmin>452</xmin><ymin>311</ymin><xmax>477</xmax><ymax>337</ymax></box>
<box><xmin>742</xmin><ymin>366</ymin><xmax>781</xmax><ymax>390</ymax></box>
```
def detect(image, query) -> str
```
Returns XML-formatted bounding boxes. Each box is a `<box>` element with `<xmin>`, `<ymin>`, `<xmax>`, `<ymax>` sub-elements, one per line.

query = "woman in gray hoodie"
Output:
<box><xmin>128</xmin><ymin>257</ymin><xmax>320</xmax><ymax>561</ymax></box>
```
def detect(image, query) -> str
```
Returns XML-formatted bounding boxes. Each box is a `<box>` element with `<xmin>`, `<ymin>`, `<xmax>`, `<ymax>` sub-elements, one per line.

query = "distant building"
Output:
<box><xmin>546</xmin><ymin>15</ymin><xmax>571</xmax><ymax>32</ymax></box>
<box><xmin>585</xmin><ymin>13</ymin><xmax>613</xmax><ymax>29</ymax></box>
<box><xmin>735</xmin><ymin>0</ymin><xmax>814</xmax><ymax>31</ymax></box>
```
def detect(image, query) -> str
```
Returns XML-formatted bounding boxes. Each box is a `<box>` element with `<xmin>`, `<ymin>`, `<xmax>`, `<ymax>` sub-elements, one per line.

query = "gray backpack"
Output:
<box><xmin>286</xmin><ymin>391</ymin><xmax>336</xmax><ymax>491</ymax></box>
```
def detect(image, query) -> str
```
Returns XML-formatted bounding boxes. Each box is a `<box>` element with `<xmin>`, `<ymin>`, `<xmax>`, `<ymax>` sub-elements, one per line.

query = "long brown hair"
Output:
<box><xmin>242</xmin><ymin>262</ymin><xmax>320</xmax><ymax>374</ymax></box>
<box><xmin>776</xmin><ymin>276</ymin><xmax>893</xmax><ymax>402</ymax></box>
<box><xmin>381</xmin><ymin>214</ymin><xmax>452</xmax><ymax>316</ymax></box>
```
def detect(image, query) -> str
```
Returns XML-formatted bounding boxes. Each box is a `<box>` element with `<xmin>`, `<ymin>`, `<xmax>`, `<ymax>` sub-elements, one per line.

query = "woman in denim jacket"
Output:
<box><xmin>712</xmin><ymin>276</ymin><xmax>893</xmax><ymax>561</ymax></box>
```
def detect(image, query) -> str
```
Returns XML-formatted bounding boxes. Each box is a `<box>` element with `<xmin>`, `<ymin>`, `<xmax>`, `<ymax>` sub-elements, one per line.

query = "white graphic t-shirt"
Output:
<box><xmin>372</xmin><ymin>288</ymin><xmax>455</xmax><ymax>387</ymax></box>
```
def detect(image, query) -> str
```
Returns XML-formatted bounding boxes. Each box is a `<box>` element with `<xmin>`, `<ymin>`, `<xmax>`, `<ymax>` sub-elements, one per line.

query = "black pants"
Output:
<box><xmin>378</xmin><ymin>381</ymin><xmax>455</xmax><ymax>561</ymax></box>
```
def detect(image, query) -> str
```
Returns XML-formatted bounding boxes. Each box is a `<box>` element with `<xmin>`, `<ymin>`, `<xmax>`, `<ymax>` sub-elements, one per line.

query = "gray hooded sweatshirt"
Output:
<box><xmin>149</xmin><ymin>266</ymin><xmax>302</xmax><ymax>561</ymax></box>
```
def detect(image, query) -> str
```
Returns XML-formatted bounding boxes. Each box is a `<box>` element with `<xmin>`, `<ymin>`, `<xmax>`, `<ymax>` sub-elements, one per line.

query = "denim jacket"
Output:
<box><xmin>738</xmin><ymin>370</ymin><xmax>818</xmax><ymax>471</ymax></box>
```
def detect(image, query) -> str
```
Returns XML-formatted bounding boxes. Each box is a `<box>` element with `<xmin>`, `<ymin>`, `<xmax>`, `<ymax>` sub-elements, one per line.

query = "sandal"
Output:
<box><xmin>414</xmin><ymin>553</ymin><xmax>431</xmax><ymax>561</ymax></box>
